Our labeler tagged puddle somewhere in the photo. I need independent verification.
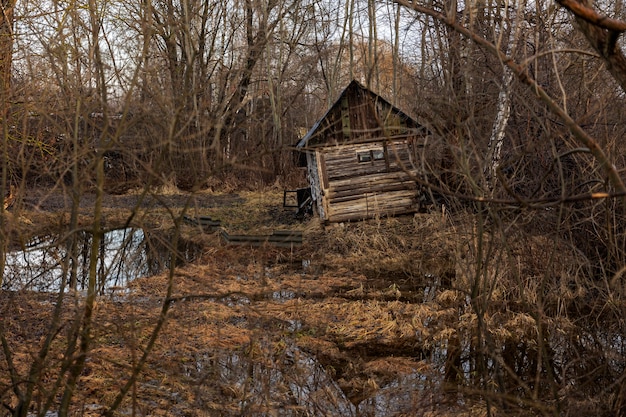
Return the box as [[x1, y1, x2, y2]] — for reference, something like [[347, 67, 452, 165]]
[[224, 294, 252, 307], [185, 344, 357, 416], [357, 372, 438, 417], [270, 289, 297, 302], [2, 227, 198, 293], [179, 341, 440, 416]]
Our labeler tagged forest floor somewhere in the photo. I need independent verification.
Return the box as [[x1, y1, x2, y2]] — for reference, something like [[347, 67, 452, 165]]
[[2, 187, 472, 416]]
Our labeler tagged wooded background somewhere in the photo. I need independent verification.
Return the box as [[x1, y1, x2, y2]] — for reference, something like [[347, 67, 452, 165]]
[[1, 0, 623, 196]]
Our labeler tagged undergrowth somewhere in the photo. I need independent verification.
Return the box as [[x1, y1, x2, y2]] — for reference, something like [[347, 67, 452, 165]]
[[1, 190, 623, 416]]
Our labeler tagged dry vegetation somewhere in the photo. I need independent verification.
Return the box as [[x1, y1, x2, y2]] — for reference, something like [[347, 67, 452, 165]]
[[2, 188, 621, 416], [3, 0, 626, 414]]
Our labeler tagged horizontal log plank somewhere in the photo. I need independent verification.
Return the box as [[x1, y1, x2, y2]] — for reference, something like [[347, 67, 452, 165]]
[[330, 170, 418, 190], [324, 151, 413, 167], [325, 158, 416, 181], [329, 206, 416, 223], [329, 175, 417, 194], [329, 182, 417, 201], [327, 166, 390, 180], [331, 167, 417, 183], [329, 205, 416, 221], [330, 194, 416, 210], [328, 191, 417, 217]]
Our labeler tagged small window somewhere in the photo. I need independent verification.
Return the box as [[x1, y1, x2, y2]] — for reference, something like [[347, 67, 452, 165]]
[[372, 149, 385, 161], [357, 148, 385, 163], [357, 151, 372, 163]]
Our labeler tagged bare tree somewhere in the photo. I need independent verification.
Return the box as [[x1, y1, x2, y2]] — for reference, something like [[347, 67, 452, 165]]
[[0, 0, 15, 117], [384, 0, 626, 414], [0, 0, 14, 303]]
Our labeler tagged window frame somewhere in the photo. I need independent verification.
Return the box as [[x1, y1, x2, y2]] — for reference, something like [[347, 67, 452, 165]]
[[357, 148, 385, 163]]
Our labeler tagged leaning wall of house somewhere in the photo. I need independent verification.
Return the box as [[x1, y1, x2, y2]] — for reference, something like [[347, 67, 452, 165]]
[[305, 151, 326, 220], [321, 139, 421, 222]]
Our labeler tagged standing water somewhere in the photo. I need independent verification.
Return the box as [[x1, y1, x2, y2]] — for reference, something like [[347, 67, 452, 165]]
[[2, 228, 194, 293]]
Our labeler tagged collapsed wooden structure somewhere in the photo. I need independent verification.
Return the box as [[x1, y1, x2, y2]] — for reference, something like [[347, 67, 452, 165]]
[[296, 80, 433, 223]]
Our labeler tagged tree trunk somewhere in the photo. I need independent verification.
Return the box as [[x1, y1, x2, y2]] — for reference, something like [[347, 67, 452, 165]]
[[484, 69, 513, 191], [0, 0, 14, 119], [0, 0, 15, 296], [557, 0, 626, 95]]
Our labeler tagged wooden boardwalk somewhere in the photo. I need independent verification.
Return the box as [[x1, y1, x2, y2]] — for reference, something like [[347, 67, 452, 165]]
[[183, 215, 303, 248], [183, 215, 221, 231]]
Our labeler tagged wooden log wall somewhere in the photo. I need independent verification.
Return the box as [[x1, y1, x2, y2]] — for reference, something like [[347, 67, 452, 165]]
[[319, 139, 423, 221], [328, 190, 418, 223]]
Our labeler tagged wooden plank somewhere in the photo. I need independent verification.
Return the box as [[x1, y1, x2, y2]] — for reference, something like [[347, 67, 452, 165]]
[[326, 166, 393, 177], [323, 147, 413, 164], [324, 147, 416, 181], [322, 145, 413, 164], [220, 230, 303, 247], [326, 189, 419, 222], [269, 231, 303, 242], [183, 215, 221, 230], [271, 230, 302, 236], [318, 151, 329, 190], [310, 133, 427, 147], [330, 191, 416, 210], [325, 142, 410, 162], [330, 170, 417, 190], [183, 215, 199, 225], [330, 171, 415, 189], [327, 166, 390, 181], [327, 163, 415, 182], [329, 206, 416, 223], [324, 153, 413, 168], [322, 139, 410, 153], [329, 183, 417, 202], [306, 152, 324, 219]]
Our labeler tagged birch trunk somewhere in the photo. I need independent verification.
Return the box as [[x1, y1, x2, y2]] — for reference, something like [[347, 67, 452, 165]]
[[483, 5, 520, 194], [484, 69, 514, 191]]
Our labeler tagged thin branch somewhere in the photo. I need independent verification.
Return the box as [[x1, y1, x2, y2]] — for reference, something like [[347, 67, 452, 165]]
[[395, 0, 626, 197], [556, 0, 626, 32], [556, 0, 626, 92]]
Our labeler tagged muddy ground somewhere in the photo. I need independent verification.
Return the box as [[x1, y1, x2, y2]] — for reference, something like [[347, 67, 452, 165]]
[[2, 187, 618, 416], [1, 188, 467, 416], [21, 188, 246, 213]]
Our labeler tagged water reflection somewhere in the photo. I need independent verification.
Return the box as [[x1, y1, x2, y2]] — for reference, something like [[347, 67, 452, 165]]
[[182, 341, 438, 417], [186, 345, 357, 416], [3, 228, 190, 293], [357, 373, 434, 417]]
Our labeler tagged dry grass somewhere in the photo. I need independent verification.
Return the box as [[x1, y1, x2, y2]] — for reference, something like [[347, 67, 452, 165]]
[[187, 189, 306, 234], [1, 189, 623, 416]]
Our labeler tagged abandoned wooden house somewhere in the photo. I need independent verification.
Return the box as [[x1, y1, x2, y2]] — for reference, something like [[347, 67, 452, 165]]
[[295, 80, 435, 223]]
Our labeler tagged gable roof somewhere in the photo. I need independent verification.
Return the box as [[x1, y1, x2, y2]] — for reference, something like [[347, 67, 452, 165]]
[[296, 79, 423, 149]]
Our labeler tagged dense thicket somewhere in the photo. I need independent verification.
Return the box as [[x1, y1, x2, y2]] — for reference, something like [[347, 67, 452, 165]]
[[2, 0, 626, 415]]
